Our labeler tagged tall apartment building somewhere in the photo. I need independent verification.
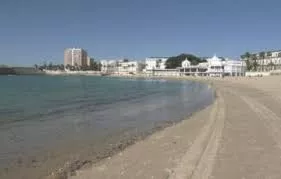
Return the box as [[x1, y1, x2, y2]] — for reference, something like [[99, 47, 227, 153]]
[[64, 48, 88, 67]]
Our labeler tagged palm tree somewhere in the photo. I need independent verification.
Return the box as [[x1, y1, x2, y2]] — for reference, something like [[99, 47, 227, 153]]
[[252, 55, 259, 71], [241, 52, 251, 59], [268, 61, 275, 71], [259, 52, 265, 59], [48, 62, 53, 70], [241, 52, 252, 71]]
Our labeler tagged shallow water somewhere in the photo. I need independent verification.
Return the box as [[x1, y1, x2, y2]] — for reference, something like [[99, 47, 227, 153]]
[[0, 75, 214, 178]]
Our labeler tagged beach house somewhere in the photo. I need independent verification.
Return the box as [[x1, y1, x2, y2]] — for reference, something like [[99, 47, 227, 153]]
[[179, 58, 208, 76], [179, 55, 246, 77]]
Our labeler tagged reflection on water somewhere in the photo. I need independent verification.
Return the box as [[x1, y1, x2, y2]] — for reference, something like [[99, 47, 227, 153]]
[[0, 76, 214, 179]]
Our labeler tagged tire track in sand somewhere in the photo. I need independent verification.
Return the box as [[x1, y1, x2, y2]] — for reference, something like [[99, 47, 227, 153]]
[[169, 92, 225, 179], [226, 88, 281, 150], [239, 95, 281, 149]]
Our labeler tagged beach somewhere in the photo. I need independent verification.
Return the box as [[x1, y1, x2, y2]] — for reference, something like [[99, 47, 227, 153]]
[[69, 76, 281, 179], [0, 76, 214, 179]]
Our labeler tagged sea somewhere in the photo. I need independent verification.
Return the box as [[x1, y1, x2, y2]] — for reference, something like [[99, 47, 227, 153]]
[[0, 75, 214, 179]]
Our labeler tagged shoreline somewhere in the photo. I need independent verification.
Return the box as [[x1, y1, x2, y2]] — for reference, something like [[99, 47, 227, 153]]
[[45, 78, 215, 179], [45, 75, 253, 179], [68, 75, 281, 179]]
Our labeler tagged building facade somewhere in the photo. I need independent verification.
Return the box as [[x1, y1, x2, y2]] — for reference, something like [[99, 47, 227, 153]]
[[252, 50, 281, 71], [64, 48, 88, 67], [241, 50, 281, 72], [144, 57, 168, 71], [87, 56, 93, 66], [117, 61, 143, 74], [100, 59, 144, 74], [100, 60, 119, 73], [207, 55, 225, 77], [179, 58, 208, 76], [179, 55, 246, 77], [224, 59, 246, 76]]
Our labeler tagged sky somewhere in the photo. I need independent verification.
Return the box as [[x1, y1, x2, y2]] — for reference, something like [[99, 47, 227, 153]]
[[1, 0, 281, 66]]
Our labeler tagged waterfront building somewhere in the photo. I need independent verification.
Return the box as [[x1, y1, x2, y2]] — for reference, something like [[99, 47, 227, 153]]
[[87, 56, 93, 66], [242, 50, 281, 72], [100, 59, 144, 74], [223, 59, 246, 76], [100, 59, 120, 73], [64, 48, 88, 67], [207, 55, 225, 77], [181, 58, 191, 68], [144, 57, 168, 71], [178, 58, 208, 76], [117, 61, 143, 74], [179, 55, 246, 77]]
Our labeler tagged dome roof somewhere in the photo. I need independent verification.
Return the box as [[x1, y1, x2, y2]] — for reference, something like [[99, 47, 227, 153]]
[[208, 55, 222, 62]]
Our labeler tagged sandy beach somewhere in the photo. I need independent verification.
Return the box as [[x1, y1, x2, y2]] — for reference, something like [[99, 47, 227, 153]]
[[65, 76, 281, 179]]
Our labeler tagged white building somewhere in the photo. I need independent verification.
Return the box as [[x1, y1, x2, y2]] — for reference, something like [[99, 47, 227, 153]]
[[179, 58, 208, 76], [179, 55, 246, 77], [144, 57, 168, 71], [206, 55, 225, 77], [244, 50, 281, 71], [100, 59, 120, 73], [181, 58, 191, 68], [100, 59, 144, 74], [117, 61, 143, 74], [224, 59, 246, 76], [207, 55, 246, 77]]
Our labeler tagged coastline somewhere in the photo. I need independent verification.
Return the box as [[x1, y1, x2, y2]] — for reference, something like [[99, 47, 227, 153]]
[[43, 76, 215, 179], [66, 75, 281, 179]]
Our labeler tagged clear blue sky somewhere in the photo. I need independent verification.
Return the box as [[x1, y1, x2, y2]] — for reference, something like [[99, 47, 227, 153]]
[[1, 0, 281, 66]]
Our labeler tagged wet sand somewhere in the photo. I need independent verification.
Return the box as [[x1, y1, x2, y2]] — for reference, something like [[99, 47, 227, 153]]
[[68, 76, 281, 179]]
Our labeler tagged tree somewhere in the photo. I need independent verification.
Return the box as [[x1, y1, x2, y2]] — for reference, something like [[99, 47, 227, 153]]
[[66, 64, 71, 70], [268, 61, 275, 71], [241, 52, 251, 59], [245, 59, 252, 71], [97, 62, 102, 71], [60, 64, 64, 70], [165, 53, 202, 69], [241, 52, 257, 71], [123, 59, 129, 62], [34, 64, 38, 70], [267, 51, 272, 57], [252, 55, 259, 71], [259, 52, 265, 59], [48, 62, 53, 70], [220, 57, 226, 61]]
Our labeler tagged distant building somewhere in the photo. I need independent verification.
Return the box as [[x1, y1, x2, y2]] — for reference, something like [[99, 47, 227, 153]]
[[100, 59, 144, 74], [144, 57, 168, 71], [64, 48, 88, 67], [223, 59, 246, 76], [87, 56, 94, 67], [242, 50, 281, 71], [178, 58, 208, 76], [179, 55, 246, 77], [100, 59, 120, 73], [117, 61, 144, 74], [206, 55, 225, 77]]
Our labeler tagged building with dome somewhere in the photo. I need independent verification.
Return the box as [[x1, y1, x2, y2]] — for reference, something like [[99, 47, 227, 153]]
[[207, 55, 225, 77], [179, 55, 246, 77]]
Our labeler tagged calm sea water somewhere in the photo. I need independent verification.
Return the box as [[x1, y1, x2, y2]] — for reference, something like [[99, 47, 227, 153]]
[[0, 75, 214, 179]]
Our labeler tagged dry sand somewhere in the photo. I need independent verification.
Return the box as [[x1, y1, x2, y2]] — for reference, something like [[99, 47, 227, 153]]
[[67, 76, 281, 179]]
